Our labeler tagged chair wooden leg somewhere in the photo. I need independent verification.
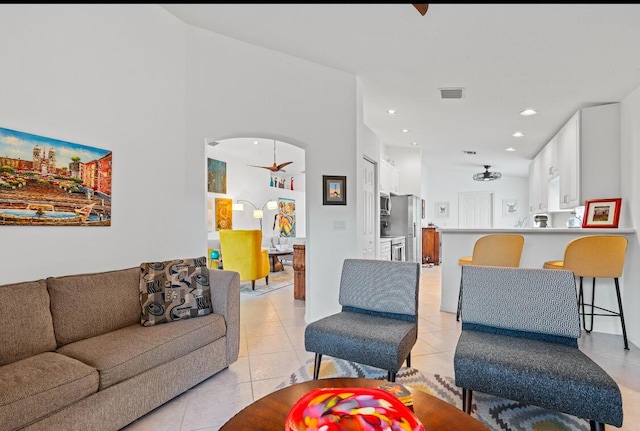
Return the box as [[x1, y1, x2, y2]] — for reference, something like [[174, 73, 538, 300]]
[[590, 420, 604, 431], [462, 388, 473, 414], [265, 275, 269, 285], [251, 280, 256, 290], [406, 352, 411, 368], [388, 371, 396, 382], [614, 278, 629, 350], [313, 353, 322, 380]]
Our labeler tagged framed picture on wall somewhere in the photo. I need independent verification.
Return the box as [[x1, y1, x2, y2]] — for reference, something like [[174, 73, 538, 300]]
[[582, 198, 621, 228], [502, 199, 519, 217], [322, 175, 346, 205], [435, 201, 449, 218]]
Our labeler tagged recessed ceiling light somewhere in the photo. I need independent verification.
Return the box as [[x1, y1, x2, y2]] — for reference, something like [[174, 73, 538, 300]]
[[386, 109, 397, 115], [253, 141, 259, 145], [505, 147, 516, 152], [402, 129, 409, 133], [520, 109, 537, 116], [410, 142, 418, 146], [512, 132, 524, 137]]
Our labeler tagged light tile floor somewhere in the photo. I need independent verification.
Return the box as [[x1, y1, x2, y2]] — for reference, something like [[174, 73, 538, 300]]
[[122, 265, 640, 431]]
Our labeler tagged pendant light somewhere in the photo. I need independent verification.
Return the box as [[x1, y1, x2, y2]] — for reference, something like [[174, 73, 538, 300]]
[[473, 165, 502, 181]]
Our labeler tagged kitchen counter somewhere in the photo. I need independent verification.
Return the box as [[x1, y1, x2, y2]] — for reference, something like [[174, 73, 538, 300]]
[[439, 227, 636, 335]]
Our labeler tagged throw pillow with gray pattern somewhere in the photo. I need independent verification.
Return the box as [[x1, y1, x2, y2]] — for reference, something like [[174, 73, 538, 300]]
[[139, 256, 211, 326]]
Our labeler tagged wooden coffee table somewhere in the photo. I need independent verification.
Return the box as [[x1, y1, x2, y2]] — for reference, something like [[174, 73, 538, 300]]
[[268, 249, 293, 272], [219, 377, 489, 430]]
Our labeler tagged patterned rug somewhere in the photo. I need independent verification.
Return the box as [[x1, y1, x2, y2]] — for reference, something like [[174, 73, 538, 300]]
[[276, 357, 590, 431], [239, 265, 293, 296]]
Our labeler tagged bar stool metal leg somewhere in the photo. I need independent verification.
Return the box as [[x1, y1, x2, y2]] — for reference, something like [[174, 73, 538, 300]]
[[614, 277, 629, 350]]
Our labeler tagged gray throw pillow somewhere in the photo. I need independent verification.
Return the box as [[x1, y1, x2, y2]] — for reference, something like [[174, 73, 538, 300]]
[[139, 256, 211, 326]]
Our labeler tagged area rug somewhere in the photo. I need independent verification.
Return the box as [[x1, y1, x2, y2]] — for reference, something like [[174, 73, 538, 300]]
[[276, 357, 590, 431], [239, 266, 293, 296]]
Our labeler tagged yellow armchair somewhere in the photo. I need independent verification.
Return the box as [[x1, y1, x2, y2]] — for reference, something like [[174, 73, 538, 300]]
[[219, 229, 270, 290]]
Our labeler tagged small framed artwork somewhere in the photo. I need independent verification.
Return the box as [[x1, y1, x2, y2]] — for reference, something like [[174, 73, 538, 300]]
[[435, 201, 449, 218], [582, 198, 622, 228], [502, 199, 519, 217], [323, 175, 347, 205]]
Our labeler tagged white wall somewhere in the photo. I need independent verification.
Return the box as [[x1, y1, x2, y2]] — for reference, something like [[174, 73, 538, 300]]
[[425, 167, 529, 229], [620, 86, 640, 348], [0, 5, 191, 283], [183, 26, 360, 322], [356, 77, 383, 258]]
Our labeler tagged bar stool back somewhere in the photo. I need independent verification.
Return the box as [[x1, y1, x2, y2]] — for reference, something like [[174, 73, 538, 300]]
[[456, 234, 525, 321], [543, 235, 629, 349]]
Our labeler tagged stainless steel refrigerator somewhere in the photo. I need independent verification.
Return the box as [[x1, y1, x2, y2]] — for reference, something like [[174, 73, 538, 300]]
[[388, 194, 422, 263]]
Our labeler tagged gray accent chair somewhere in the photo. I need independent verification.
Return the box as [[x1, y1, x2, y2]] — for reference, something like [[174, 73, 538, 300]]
[[454, 265, 623, 431], [304, 258, 421, 382]]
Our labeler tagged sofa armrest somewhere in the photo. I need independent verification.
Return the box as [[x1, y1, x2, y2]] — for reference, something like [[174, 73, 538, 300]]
[[208, 269, 240, 365]]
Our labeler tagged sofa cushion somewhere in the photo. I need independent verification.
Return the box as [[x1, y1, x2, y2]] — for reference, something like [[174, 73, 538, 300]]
[[47, 267, 141, 347], [56, 312, 226, 390], [0, 279, 57, 366], [0, 352, 99, 431], [139, 256, 212, 326]]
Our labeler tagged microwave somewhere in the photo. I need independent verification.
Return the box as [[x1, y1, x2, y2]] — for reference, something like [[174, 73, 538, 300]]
[[380, 193, 391, 216]]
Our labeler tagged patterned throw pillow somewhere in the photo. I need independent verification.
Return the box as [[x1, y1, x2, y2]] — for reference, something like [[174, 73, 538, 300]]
[[139, 256, 212, 327]]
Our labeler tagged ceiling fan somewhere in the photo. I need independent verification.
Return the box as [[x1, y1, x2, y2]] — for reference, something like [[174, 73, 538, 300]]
[[473, 165, 502, 182], [248, 140, 294, 173], [412, 4, 429, 16]]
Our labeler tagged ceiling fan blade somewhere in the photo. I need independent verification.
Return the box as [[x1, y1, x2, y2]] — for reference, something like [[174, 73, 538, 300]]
[[412, 3, 429, 16], [276, 161, 294, 171], [247, 164, 274, 171]]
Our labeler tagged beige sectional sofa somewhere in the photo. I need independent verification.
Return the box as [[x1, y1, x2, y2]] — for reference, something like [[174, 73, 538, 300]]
[[0, 263, 240, 431]]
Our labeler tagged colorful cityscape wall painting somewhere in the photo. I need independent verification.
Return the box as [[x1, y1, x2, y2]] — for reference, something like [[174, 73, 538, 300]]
[[207, 158, 227, 194], [0, 126, 112, 226], [278, 198, 295, 237]]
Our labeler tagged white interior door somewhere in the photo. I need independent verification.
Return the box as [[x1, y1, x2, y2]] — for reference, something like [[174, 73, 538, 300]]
[[362, 157, 376, 258], [458, 191, 493, 228]]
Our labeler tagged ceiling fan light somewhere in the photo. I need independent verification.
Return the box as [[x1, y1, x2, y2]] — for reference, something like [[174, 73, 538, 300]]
[[473, 165, 502, 181]]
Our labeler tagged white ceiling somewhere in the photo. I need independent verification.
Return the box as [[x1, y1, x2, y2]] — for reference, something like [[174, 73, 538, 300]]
[[163, 3, 640, 177]]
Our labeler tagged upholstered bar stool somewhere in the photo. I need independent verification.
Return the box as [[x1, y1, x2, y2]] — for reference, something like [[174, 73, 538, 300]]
[[456, 234, 525, 321], [543, 235, 629, 350]]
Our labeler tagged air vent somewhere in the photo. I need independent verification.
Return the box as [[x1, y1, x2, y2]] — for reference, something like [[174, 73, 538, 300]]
[[440, 87, 465, 99]]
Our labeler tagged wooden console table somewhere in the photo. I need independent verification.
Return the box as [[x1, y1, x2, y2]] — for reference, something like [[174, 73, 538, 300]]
[[293, 244, 305, 300]]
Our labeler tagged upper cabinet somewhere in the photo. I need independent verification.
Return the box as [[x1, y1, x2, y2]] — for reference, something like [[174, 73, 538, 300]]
[[557, 112, 580, 209], [529, 103, 620, 214], [528, 136, 557, 213], [380, 160, 400, 194]]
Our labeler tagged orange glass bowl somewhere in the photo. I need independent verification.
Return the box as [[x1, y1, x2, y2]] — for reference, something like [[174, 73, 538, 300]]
[[285, 387, 425, 431]]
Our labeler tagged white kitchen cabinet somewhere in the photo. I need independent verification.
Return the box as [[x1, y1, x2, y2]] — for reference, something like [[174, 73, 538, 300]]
[[379, 238, 392, 260], [528, 156, 545, 213], [380, 160, 400, 194], [542, 136, 558, 179], [529, 103, 620, 214], [557, 112, 580, 209]]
